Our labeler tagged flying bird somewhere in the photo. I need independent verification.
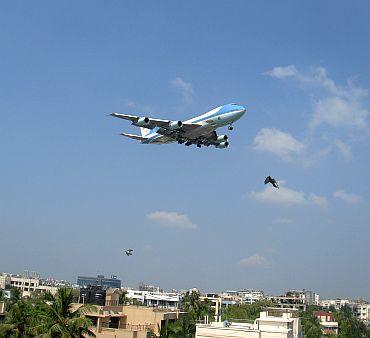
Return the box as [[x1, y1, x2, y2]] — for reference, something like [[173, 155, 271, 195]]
[[124, 249, 134, 256], [264, 176, 279, 189]]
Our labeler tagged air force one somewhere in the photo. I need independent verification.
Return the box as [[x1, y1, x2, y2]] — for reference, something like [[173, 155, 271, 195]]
[[110, 103, 246, 148]]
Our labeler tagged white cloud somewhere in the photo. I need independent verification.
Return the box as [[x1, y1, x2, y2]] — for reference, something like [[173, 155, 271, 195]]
[[249, 182, 328, 208], [312, 96, 368, 128], [333, 190, 362, 204], [264, 65, 298, 79], [265, 65, 369, 129], [334, 139, 352, 160], [253, 128, 305, 162], [249, 182, 306, 207], [239, 254, 270, 268], [147, 211, 197, 229], [170, 77, 194, 104], [309, 193, 328, 210]]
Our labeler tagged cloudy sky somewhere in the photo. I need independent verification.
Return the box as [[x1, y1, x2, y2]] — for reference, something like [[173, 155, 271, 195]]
[[1, 1, 369, 299]]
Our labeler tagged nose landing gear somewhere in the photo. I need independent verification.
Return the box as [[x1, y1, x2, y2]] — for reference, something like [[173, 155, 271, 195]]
[[228, 124, 234, 131]]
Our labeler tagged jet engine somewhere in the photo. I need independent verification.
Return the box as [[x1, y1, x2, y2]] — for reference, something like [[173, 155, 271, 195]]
[[168, 121, 183, 129], [217, 134, 228, 142], [217, 141, 229, 149], [137, 117, 150, 126]]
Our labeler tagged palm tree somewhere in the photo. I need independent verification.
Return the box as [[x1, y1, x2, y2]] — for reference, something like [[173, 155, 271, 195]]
[[0, 300, 33, 337], [39, 288, 96, 337], [170, 316, 195, 338], [119, 290, 128, 305]]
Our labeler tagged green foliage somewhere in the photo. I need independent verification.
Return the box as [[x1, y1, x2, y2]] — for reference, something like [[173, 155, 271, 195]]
[[335, 305, 368, 338], [300, 306, 323, 338], [181, 291, 215, 322], [158, 317, 195, 338], [0, 300, 35, 337], [222, 300, 274, 321], [155, 291, 215, 338], [119, 290, 128, 305], [0, 288, 96, 338]]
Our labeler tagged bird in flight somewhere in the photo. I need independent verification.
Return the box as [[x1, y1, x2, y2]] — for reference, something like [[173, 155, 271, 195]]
[[264, 176, 279, 189], [124, 249, 134, 256]]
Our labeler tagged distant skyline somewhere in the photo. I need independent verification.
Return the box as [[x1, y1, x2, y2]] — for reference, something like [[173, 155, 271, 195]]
[[1, 1, 369, 299]]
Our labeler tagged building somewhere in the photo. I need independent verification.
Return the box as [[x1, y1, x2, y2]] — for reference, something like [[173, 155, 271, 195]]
[[138, 282, 163, 293], [269, 290, 319, 311], [200, 294, 222, 322], [314, 311, 339, 335], [1, 272, 74, 297], [320, 299, 350, 310], [349, 303, 370, 325], [80, 285, 107, 306], [126, 289, 180, 310], [75, 303, 183, 337], [220, 290, 265, 307], [0, 274, 11, 289], [196, 310, 302, 338], [0, 302, 5, 324], [238, 290, 265, 305], [77, 275, 121, 288], [9, 275, 40, 296], [269, 295, 306, 311]]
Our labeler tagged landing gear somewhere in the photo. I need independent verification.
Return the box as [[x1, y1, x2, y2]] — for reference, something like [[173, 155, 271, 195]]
[[177, 138, 184, 144], [185, 141, 192, 146], [228, 125, 234, 131], [196, 143, 202, 148]]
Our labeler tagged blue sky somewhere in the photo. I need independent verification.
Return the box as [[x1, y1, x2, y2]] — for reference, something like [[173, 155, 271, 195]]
[[1, 0, 370, 299]]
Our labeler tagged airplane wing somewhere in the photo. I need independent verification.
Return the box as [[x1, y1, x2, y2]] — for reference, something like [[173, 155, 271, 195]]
[[110, 112, 201, 132], [120, 133, 146, 141]]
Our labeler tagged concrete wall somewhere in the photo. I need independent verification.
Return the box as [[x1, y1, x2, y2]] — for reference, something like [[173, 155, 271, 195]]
[[122, 305, 180, 334], [94, 328, 148, 338]]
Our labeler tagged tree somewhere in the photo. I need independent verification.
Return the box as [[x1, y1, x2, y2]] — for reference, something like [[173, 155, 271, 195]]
[[169, 315, 195, 338], [0, 300, 35, 337], [222, 300, 274, 322], [119, 290, 128, 305], [335, 305, 368, 338], [300, 306, 322, 338], [181, 291, 214, 322], [39, 288, 96, 337]]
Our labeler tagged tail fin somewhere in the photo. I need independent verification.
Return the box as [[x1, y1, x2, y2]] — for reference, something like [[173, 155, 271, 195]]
[[140, 127, 151, 137]]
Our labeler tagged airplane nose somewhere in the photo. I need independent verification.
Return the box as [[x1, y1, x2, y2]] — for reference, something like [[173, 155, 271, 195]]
[[239, 106, 246, 115]]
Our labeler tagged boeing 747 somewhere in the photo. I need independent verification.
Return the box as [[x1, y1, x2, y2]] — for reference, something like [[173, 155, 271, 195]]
[[110, 103, 246, 148]]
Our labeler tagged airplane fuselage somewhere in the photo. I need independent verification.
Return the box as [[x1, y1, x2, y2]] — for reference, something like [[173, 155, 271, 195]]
[[143, 103, 246, 144]]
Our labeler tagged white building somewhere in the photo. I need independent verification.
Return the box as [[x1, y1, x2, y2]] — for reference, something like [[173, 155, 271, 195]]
[[200, 295, 222, 322], [196, 311, 302, 338], [220, 290, 264, 306], [125, 289, 180, 310], [0, 274, 11, 289], [350, 303, 370, 324], [0, 272, 73, 297], [238, 290, 265, 305], [10, 275, 40, 296], [320, 299, 350, 310], [314, 311, 338, 335]]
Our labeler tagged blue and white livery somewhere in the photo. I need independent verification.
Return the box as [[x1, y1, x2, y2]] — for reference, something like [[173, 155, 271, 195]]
[[110, 103, 246, 148]]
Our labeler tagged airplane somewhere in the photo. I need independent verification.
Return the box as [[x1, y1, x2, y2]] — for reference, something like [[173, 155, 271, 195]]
[[124, 249, 134, 256], [110, 103, 246, 148]]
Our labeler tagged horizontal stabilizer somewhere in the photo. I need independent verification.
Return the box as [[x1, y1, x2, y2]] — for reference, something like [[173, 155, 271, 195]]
[[120, 133, 145, 141]]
